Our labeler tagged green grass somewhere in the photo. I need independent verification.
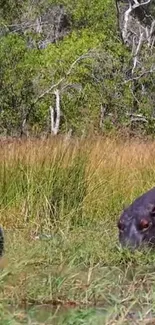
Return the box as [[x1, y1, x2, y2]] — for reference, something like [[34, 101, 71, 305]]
[[1, 136, 155, 324]]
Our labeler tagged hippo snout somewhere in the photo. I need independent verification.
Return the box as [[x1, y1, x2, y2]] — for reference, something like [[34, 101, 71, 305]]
[[119, 223, 143, 249]]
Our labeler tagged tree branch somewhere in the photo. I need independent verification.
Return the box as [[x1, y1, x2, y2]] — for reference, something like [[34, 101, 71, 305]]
[[124, 68, 155, 83], [34, 52, 91, 104], [132, 0, 151, 9]]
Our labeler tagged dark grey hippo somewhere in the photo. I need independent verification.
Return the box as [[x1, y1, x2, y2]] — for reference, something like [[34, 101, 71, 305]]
[[118, 187, 155, 249], [0, 227, 4, 256]]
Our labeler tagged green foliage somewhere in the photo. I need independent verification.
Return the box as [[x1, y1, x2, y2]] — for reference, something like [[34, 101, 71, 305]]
[[0, 0, 23, 22], [0, 0, 154, 136], [0, 34, 43, 135]]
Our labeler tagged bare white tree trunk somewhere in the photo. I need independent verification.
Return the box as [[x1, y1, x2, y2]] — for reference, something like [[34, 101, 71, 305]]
[[50, 89, 61, 135], [117, 0, 152, 74], [132, 28, 144, 74], [99, 104, 106, 129], [33, 52, 91, 135], [36, 17, 42, 34]]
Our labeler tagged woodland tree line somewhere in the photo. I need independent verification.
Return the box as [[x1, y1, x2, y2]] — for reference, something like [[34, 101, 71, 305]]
[[1, 0, 155, 137]]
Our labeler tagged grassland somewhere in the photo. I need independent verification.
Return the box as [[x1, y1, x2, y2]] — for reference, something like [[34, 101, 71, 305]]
[[1, 136, 155, 324]]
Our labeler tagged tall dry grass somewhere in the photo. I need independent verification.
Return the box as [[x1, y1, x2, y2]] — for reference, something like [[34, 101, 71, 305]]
[[1, 136, 155, 230]]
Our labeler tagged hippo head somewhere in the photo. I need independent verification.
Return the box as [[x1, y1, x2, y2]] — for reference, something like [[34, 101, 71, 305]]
[[118, 204, 155, 249]]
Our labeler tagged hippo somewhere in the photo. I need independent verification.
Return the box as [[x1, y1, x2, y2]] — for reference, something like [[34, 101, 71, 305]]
[[0, 227, 4, 256], [118, 187, 155, 249]]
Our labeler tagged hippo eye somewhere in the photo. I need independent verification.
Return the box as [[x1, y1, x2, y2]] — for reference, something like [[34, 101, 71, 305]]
[[118, 220, 125, 231], [139, 219, 151, 231]]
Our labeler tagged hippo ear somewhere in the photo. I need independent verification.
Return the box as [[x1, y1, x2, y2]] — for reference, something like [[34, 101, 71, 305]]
[[149, 204, 155, 217]]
